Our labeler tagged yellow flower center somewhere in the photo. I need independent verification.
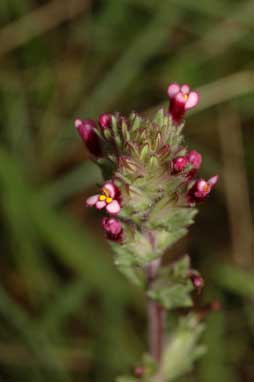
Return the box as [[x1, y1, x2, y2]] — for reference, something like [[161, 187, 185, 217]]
[[183, 94, 188, 100], [99, 188, 113, 204]]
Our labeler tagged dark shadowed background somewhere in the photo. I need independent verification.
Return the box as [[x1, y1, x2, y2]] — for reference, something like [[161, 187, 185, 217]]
[[0, 1, 253, 381]]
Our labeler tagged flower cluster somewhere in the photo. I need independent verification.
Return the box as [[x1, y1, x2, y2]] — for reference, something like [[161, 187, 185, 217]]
[[75, 83, 218, 272]]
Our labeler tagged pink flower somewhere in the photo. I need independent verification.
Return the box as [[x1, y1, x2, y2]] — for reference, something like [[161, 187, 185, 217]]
[[75, 119, 101, 157], [102, 217, 123, 242], [86, 182, 121, 214], [98, 113, 112, 129], [187, 175, 219, 203], [167, 83, 199, 124], [171, 156, 188, 174]]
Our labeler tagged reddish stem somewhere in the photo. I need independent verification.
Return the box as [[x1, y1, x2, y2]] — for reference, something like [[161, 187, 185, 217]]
[[147, 259, 165, 363]]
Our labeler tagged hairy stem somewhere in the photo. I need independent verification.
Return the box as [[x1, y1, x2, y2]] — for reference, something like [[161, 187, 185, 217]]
[[147, 259, 165, 363]]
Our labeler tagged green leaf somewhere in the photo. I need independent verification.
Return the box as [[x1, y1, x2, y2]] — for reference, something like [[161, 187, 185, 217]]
[[147, 256, 194, 309], [148, 282, 193, 310], [161, 314, 206, 381]]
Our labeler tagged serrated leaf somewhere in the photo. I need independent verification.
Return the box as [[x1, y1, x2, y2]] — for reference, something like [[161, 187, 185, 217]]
[[147, 256, 193, 309], [148, 281, 193, 309], [160, 314, 206, 381], [113, 244, 145, 285], [149, 201, 197, 232], [155, 228, 188, 253], [173, 255, 190, 277]]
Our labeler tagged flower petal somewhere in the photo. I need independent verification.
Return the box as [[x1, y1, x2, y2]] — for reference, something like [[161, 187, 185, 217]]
[[208, 175, 219, 187], [185, 91, 199, 110], [167, 83, 180, 98], [75, 119, 82, 129], [86, 194, 99, 206], [181, 84, 190, 94], [106, 200, 121, 214], [96, 200, 106, 209], [196, 180, 208, 192], [103, 182, 116, 198], [175, 92, 186, 104]]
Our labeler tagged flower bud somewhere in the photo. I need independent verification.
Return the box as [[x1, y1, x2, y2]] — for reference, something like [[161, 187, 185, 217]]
[[134, 366, 144, 378], [75, 119, 101, 157], [101, 217, 123, 242], [171, 156, 188, 174], [210, 299, 222, 312], [98, 113, 112, 129], [189, 271, 204, 293], [186, 150, 202, 170]]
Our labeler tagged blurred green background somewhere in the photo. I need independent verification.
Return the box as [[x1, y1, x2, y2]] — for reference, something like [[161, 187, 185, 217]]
[[0, 0, 253, 381]]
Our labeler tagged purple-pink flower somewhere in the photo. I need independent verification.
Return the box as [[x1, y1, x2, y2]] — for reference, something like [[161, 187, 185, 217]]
[[86, 181, 121, 214], [167, 83, 199, 124], [102, 217, 123, 242], [75, 119, 101, 157], [187, 175, 219, 203]]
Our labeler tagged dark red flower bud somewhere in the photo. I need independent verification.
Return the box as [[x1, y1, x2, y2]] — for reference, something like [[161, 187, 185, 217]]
[[171, 156, 188, 174], [98, 113, 112, 129], [134, 366, 144, 378], [190, 271, 204, 293], [186, 150, 202, 170], [197, 299, 222, 320], [210, 299, 222, 312], [75, 119, 101, 157], [187, 175, 219, 203], [101, 217, 123, 242]]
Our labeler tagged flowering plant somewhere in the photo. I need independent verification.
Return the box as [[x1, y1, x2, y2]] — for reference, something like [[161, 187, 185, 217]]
[[75, 83, 218, 381]]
